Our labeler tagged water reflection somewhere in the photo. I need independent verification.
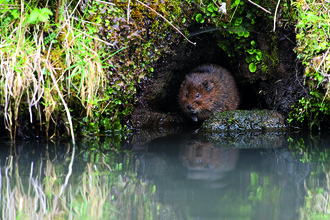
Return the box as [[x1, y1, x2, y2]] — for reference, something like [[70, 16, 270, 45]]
[[1, 131, 330, 219], [180, 141, 239, 172], [179, 140, 238, 189]]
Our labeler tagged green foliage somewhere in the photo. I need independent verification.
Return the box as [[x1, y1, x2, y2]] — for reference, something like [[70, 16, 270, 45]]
[[192, 0, 293, 76], [27, 8, 53, 24], [288, 91, 330, 129], [291, 0, 330, 128], [193, 0, 266, 71], [195, 13, 204, 23], [245, 41, 262, 72], [0, 0, 20, 26]]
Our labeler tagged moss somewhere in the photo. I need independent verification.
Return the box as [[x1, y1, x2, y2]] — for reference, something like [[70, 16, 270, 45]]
[[202, 110, 287, 132], [82, 0, 195, 133], [289, 0, 330, 129]]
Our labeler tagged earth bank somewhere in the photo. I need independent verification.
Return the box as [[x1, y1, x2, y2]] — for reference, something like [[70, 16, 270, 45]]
[[131, 25, 308, 130]]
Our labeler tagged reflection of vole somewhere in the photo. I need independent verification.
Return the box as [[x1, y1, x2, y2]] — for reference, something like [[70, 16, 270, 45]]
[[179, 140, 239, 171], [179, 64, 240, 122]]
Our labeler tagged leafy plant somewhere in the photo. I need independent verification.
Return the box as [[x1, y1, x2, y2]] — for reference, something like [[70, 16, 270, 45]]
[[0, 0, 20, 26], [290, 0, 330, 128], [27, 8, 53, 24], [245, 40, 262, 72], [193, 0, 273, 73], [288, 91, 330, 129]]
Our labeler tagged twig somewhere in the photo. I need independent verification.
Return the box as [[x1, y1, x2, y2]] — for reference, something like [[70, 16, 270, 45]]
[[135, 0, 196, 45], [316, 48, 329, 73], [127, 0, 131, 23], [273, 0, 281, 32], [101, 100, 112, 114], [30, 31, 45, 112], [51, 68, 75, 144], [46, 55, 76, 144], [322, 26, 329, 43], [93, 0, 115, 5], [0, 4, 21, 7], [55, 0, 62, 24], [111, 108, 118, 124], [230, 3, 239, 22], [71, 26, 114, 46], [68, 0, 84, 21], [247, 0, 271, 14]]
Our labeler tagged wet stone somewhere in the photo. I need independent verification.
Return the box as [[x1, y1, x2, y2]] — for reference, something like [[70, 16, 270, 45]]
[[131, 109, 184, 129], [129, 109, 185, 149], [200, 110, 287, 148], [202, 110, 287, 132]]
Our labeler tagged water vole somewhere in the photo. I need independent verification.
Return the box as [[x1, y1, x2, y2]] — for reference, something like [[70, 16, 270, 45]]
[[179, 64, 240, 122]]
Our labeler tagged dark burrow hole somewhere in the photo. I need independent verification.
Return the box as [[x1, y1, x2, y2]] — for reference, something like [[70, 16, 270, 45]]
[[141, 32, 262, 117]]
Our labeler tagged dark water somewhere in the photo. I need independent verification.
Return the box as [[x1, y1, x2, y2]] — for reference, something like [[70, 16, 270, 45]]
[[1, 130, 330, 220]]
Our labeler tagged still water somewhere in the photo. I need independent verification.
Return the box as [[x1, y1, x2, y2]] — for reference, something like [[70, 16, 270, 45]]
[[0, 130, 330, 220]]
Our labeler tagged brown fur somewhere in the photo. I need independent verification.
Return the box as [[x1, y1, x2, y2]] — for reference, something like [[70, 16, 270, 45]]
[[179, 64, 240, 122]]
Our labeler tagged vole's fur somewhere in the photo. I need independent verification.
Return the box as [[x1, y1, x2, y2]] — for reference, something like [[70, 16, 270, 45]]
[[179, 64, 240, 122]]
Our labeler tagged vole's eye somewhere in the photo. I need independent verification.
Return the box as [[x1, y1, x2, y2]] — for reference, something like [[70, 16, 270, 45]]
[[195, 93, 201, 98], [185, 92, 188, 97]]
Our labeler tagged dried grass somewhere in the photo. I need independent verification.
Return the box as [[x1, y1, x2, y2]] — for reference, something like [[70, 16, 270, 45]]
[[0, 1, 109, 143]]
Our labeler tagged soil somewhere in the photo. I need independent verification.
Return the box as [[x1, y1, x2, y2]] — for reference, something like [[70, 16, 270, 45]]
[[254, 26, 308, 118]]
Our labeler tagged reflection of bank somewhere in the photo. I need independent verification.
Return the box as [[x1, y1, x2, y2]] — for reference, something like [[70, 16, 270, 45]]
[[179, 141, 239, 187]]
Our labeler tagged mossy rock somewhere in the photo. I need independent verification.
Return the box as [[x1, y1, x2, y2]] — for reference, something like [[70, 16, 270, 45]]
[[201, 110, 287, 148], [202, 110, 286, 132]]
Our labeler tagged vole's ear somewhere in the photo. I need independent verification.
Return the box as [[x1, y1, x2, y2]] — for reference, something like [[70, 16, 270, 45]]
[[202, 79, 214, 92]]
